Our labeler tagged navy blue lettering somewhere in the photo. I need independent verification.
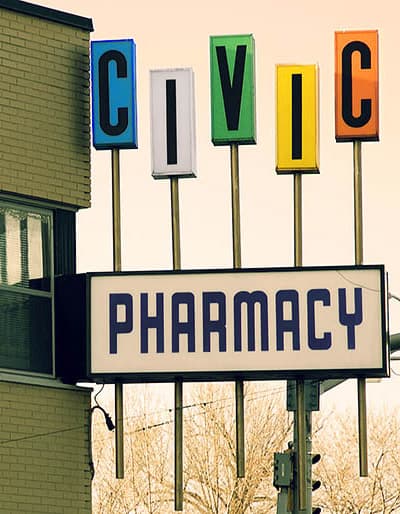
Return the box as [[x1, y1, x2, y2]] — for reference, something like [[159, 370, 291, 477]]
[[140, 293, 164, 353], [202, 292, 226, 352], [172, 292, 195, 353], [276, 290, 300, 351], [338, 288, 363, 350], [109, 293, 133, 354], [234, 291, 268, 351], [307, 289, 332, 350]]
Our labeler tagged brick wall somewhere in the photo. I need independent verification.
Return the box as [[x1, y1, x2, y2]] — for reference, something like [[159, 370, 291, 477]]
[[0, 4, 93, 513], [0, 380, 92, 514], [0, 6, 91, 208]]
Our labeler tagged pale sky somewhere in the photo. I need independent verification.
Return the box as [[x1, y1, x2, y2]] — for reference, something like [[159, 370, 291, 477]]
[[39, 0, 400, 409]]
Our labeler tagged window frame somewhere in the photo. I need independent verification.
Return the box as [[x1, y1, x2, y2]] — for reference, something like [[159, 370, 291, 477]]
[[0, 199, 55, 378]]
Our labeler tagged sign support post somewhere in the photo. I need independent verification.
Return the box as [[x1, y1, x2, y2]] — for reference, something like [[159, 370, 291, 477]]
[[230, 143, 241, 268], [335, 29, 379, 478], [91, 38, 138, 480], [230, 141, 245, 478], [150, 67, 197, 510], [275, 63, 320, 512], [210, 34, 256, 479], [112, 148, 125, 479], [293, 172, 307, 511], [171, 175, 183, 510], [353, 140, 368, 476]]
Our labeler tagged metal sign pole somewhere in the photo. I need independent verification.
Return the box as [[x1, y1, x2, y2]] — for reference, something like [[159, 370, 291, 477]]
[[171, 176, 183, 510], [230, 143, 241, 269], [353, 140, 368, 477], [335, 30, 379, 477], [210, 35, 256, 480], [230, 142, 245, 478], [171, 177, 182, 270], [91, 38, 137, 482], [275, 64, 319, 513], [112, 148, 124, 479], [353, 141, 363, 265], [150, 67, 197, 510], [293, 172, 307, 511]]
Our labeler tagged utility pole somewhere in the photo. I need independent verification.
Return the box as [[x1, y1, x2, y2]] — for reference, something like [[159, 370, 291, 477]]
[[287, 380, 320, 514]]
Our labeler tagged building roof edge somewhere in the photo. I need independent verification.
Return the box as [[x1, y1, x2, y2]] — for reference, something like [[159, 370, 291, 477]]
[[0, 0, 94, 31]]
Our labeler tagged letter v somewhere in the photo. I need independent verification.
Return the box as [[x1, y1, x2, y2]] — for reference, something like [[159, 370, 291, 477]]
[[216, 45, 247, 130]]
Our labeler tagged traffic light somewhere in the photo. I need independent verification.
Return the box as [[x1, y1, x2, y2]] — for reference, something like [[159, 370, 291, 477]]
[[310, 453, 321, 514], [273, 449, 294, 514], [274, 450, 293, 489]]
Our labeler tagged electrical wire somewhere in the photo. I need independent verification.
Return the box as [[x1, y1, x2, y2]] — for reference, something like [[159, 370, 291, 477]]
[[88, 384, 115, 479], [93, 383, 289, 442], [336, 271, 400, 304], [94, 383, 105, 407], [3, 370, 386, 446], [89, 383, 287, 429], [336, 270, 381, 293], [0, 424, 84, 445], [0, 375, 360, 446]]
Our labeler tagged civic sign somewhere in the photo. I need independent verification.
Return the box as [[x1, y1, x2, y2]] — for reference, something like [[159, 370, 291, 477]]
[[150, 68, 197, 178], [276, 64, 319, 173], [88, 265, 387, 382], [91, 39, 138, 149], [335, 30, 379, 142], [210, 34, 256, 145]]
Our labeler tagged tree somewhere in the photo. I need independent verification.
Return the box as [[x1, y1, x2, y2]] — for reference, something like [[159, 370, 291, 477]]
[[313, 407, 400, 513], [91, 384, 400, 513], [183, 382, 291, 513], [91, 384, 174, 513], [91, 381, 291, 513]]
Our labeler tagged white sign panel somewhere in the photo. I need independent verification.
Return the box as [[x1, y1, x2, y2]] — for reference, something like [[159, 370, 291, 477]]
[[150, 68, 197, 178], [89, 266, 387, 381]]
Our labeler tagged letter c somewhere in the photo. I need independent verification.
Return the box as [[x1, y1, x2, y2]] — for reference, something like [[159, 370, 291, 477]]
[[307, 289, 332, 350], [341, 41, 372, 128], [98, 50, 129, 136]]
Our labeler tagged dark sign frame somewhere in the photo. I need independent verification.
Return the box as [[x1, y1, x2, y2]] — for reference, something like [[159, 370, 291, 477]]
[[64, 264, 389, 384]]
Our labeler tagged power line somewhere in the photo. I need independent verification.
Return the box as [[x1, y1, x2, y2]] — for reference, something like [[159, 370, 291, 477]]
[[91, 383, 287, 428], [0, 424, 85, 446], [0, 383, 287, 447]]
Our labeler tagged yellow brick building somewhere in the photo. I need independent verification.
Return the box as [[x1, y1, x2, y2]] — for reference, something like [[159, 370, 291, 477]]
[[0, 1, 94, 512]]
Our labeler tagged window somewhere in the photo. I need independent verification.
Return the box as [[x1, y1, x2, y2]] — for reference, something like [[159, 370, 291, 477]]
[[0, 202, 53, 375]]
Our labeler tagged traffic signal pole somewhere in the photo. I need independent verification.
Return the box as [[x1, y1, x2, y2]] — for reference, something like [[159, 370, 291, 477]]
[[279, 333, 400, 513], [277, 380, 320, 514], [290, 382, 320, 514]]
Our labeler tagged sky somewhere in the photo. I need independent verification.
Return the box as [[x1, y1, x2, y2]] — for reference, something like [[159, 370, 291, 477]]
[[38, 0, 400, 411]]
